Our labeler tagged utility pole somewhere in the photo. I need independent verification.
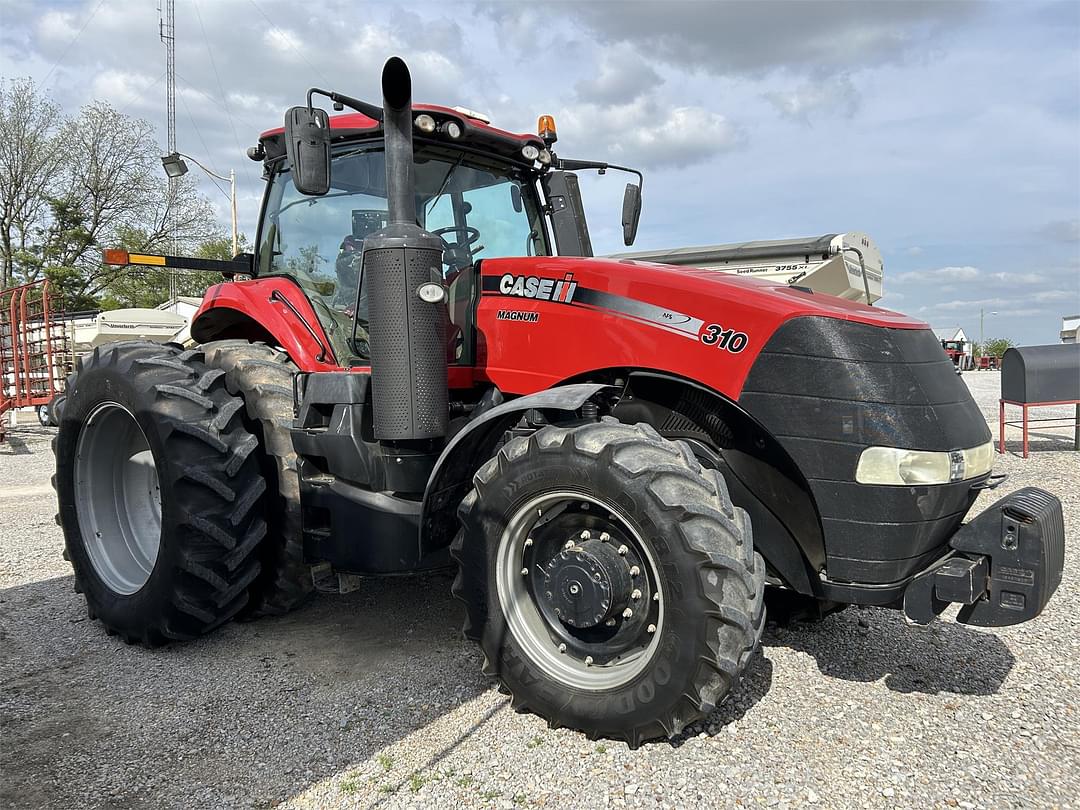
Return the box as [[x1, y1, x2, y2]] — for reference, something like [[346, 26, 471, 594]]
[[159, 0, 177, 300]]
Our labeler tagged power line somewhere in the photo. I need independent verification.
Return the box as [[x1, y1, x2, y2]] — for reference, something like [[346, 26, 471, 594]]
[[245, 0, 331, 85], [41, 0, 108, 86], [191, 0, 257, 186]]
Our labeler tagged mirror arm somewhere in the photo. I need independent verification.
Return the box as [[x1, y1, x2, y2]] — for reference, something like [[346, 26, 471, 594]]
[[556, 158, 642, 193], [307, 88, 384, 122]]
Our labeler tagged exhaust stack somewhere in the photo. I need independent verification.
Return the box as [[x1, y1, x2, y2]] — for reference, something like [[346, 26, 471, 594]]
[[362, 56, 448, 443]]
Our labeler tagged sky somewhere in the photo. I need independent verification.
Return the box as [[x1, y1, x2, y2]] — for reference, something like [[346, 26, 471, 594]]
[[1, 0, 1077, 346]]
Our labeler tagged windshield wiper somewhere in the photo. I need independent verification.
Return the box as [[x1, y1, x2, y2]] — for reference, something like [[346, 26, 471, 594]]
[[425, 153, 465, 218]]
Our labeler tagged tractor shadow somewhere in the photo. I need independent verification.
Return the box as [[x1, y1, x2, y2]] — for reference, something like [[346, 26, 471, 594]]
[[762, 600, 1015, 696]]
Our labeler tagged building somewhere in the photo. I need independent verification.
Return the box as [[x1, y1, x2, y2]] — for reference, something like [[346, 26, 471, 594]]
[[1061, 314, 1079, 344]]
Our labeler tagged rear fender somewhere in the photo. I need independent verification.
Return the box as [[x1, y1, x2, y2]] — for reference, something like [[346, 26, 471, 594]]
[[419, 384, 616, 557], [192, 278, 339, 372]]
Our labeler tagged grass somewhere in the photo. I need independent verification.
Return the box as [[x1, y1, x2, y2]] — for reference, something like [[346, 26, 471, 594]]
[[408, 772, 427, 793], [595, 743, 609, 754], [376, 752, 393, 772], [525, 735, 545, 749], [339, 777, 361, 795], [480, 788, 503, 800], [456, 774, 475, 788]]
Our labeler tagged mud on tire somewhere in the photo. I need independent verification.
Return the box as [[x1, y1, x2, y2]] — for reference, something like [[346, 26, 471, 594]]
[[53, 341, 268, 645], [200, 340, 311, 617], [452, 419, 766, 747]]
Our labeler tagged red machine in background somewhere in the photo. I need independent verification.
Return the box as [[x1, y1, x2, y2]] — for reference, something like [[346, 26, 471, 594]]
[[0, 280, 70, 440]]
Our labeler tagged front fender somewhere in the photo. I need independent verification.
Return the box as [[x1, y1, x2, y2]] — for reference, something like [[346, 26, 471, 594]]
[[192, 278, 339, 372], [419, 383, 616, 556]]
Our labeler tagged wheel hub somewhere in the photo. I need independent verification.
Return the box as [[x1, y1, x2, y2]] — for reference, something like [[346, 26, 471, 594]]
[[540, 539, 632, 628]]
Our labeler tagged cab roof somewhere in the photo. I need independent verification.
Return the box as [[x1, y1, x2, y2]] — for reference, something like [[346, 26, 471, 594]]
[[258, 104, 545, 168]]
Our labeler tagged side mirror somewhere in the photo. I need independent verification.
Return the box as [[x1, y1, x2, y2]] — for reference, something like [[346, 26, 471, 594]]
[[621, 183, 642, 246], [283, 106, 331, 196]]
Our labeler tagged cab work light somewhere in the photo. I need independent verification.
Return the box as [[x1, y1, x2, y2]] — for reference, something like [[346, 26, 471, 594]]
[[855, 441, 995, 486]]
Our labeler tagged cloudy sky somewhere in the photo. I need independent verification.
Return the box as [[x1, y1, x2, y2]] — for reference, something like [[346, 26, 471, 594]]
[[1, 0, 1077, 345]]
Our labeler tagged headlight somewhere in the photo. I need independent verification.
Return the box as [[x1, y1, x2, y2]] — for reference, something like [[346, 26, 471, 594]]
[[414, 114, 436, 133], [521, 144, 540, 161], [855, 441, 994, 486], [441, 121, 462, 139]]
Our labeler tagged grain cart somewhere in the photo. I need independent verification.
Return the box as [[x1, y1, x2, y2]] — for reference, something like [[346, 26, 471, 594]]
[[54, 58, 1065, 745]]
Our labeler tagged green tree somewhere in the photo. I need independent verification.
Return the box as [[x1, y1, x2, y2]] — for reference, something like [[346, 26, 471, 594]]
[[0, 81, 221, 310], [982, 337, 1016, 358]]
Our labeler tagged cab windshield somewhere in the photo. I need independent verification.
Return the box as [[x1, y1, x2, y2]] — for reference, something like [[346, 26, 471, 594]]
[[258, 143, 549, 363]]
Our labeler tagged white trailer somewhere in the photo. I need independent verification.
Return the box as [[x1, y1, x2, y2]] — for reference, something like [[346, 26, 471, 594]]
[[612, 232, 884, 305]]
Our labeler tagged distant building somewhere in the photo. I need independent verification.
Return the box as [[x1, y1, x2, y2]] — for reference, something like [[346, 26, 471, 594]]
[[1061, 314, 1079, 344]]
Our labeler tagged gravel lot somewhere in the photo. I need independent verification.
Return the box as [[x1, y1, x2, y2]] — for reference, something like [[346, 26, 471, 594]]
[[2, 371, 1077, 809]]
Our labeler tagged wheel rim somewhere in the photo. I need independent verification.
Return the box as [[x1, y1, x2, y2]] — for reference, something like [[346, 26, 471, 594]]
[[74, 402, 162, 595], [496, 491, 664, 691]]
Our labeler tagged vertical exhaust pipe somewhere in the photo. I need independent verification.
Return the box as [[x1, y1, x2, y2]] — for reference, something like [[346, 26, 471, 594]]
[[363, 56, 448, 446]]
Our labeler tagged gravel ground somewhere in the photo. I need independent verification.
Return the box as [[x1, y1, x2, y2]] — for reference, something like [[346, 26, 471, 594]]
[[1, 373, 1077, 810]]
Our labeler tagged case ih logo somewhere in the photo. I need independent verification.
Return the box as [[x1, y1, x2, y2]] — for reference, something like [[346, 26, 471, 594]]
[[498, 273, 577, 303]]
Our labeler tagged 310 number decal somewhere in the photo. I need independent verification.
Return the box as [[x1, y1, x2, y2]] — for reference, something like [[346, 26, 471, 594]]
[[699, 324, 749, 353]]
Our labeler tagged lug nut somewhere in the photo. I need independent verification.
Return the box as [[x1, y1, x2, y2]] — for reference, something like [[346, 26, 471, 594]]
[[647, 624, 656, 634], [524, 537, 533, 548], [564, 540, 574, 550], [558, 643, 567, 653], [617, 545, 628, 556], [580, 530, 591, 540], [622, 608, 633, 619], [631, 589, 641, 600], [629, 565, 640, 576], [653, 592, 660, 602], [599, 532, 611, 542], [605, 618, 616, 627], [584, 656, 594, 666], [521, 568, 529, 576]]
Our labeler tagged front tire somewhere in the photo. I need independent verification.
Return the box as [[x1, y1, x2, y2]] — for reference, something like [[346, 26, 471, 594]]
[[54, 342, 268, 645], [453, 420, 765, 746]]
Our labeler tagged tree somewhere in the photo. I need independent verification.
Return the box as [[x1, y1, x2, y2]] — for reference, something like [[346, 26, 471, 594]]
[[0, 78, 65, 288], [0, 82, 222, 310], [981, 337, 1015, 358]]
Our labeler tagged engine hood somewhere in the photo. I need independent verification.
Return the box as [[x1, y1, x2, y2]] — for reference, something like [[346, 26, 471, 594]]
[[475, 256, 926, 400], [486, 256, 919, 329]]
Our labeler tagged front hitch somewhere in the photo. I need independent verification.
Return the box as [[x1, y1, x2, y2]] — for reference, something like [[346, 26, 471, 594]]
[[903, 487, 1064, 627]]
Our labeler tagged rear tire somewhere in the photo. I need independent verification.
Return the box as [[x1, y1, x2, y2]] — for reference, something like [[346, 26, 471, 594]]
[[201, 340, 312, 617], [53, 342, 268, 645], [453, 420, 766, 746]]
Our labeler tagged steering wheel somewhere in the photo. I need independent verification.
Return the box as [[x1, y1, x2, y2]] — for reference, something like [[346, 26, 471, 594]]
[[432, 225, 481, 249], [432, 225, 483, 274]]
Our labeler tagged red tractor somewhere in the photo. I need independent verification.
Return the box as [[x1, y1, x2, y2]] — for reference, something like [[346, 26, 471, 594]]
[[53, 58, 1064, 746]]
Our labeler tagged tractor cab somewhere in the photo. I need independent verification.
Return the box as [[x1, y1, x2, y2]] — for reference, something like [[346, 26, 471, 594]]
[[252, 127, 551, 365]]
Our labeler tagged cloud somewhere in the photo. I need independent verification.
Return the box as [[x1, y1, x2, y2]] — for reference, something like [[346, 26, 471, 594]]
[[263, 28, 302, 58], [1040, 219, 1080, 242], [765, 75, 860, 123], [575, 44, 663, 105], [897, 265, 981, 282], [551, 1, 979, 77], [560, 96, 743, 170], [923, 289, 1074, 312], [988, 271, 1047, 284]]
